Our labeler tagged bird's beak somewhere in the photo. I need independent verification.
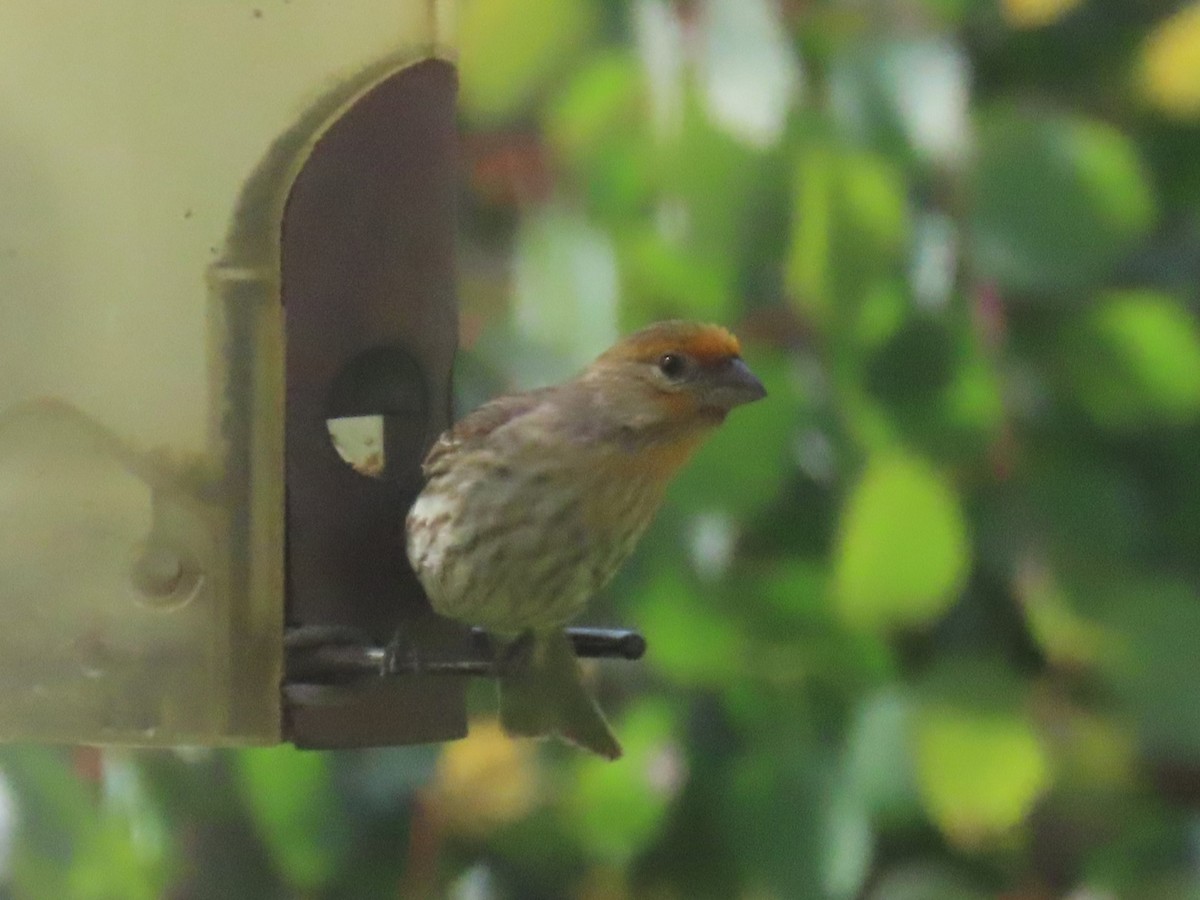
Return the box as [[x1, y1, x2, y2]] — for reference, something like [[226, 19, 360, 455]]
[[705, 357, 767, 412]]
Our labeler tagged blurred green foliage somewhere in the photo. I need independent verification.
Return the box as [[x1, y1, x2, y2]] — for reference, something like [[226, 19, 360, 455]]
[[5, 0, 1200, 897]]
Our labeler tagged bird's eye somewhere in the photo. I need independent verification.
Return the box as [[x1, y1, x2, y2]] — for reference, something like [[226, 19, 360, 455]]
[[658, 353, 687, 379]]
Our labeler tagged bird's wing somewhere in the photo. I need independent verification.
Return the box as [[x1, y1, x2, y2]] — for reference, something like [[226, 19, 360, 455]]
[[421, 389, 553, 476]]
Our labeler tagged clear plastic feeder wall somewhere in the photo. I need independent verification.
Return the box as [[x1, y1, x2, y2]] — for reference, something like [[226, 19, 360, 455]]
[[0, 3, 455, 745]]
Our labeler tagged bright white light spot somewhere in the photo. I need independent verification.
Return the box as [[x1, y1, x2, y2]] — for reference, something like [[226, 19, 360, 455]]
[[634, 0, 686, 140], [698, 0, 803, 148], [0, 773, 14, 878], [911, 212, 959, 310], [794, 428, 836, 485], [689, 511, 735, 581], [644, 742, 688, 795], [887, 39, 971, 166], [514, 204, 620, 380], [448, 863, 498, 900]]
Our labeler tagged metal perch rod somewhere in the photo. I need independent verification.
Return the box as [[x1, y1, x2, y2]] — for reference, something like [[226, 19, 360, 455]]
[[285, 626, 646, 683]]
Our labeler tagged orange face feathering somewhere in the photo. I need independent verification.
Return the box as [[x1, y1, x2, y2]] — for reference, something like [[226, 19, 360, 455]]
[[582, 320, 766, 477], [590, 321, 764, 422], [596, 320, 743, 369]]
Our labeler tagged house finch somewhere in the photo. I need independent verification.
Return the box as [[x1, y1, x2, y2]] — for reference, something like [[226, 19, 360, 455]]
[[406, 321, 766, 758]]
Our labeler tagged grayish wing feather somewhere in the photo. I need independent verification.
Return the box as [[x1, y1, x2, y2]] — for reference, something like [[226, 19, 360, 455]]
[[421, 388, 555, 477]]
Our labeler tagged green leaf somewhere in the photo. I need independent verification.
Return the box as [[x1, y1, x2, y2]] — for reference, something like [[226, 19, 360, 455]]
[[1061, 290, 1200, 428], [0, 748, 98, 870], [1139, 2, 1200, 119], [843, 689, 922, 825], [853, 279, 910, 349], [1091, 579, 1200, 757], [544, 52, 643, 166], [645, 97, 784, 321], [1, 749, 171, 900], [725, 743, 829, 898], [969, 111, 1155, 293], [565, 699, 680, 863], [827, 37, 969, 166], [787, 144, 910, 328], [754, 558, 830, 624], [743, 563, 897, 690], [913, 704, 1051, 846], [1017, 563, 1112, 668], [859, 311, 1005, 464], [512, 203, 621, 379], [68, 816, 170, 900], [236, 747, 347, 890], [936, 347, 1006, 450], [544, 53, 653, 222], [823, 771, 875, 899], [667, 350, 802, 516], [868, 863, 989, 900], [618, 226, 733, 321], [1082, 797, 1200, 899], [834, 454, 970, 629], [458, 0, 598, 121], [1000, 451, 1148, 574], [637, 570, 746, 686], [865, 315, 958, 405], [918, 0, 986, 24]]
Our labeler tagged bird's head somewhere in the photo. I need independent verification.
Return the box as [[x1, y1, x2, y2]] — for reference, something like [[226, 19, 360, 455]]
[[583, 321, 767, 434]]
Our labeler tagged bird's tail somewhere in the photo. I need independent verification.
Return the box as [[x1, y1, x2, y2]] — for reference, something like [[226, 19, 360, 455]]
[[497, 629, 622, 760]]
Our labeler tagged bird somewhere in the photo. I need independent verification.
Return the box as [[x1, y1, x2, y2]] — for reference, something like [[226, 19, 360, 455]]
[[406, 320, 766, 759]]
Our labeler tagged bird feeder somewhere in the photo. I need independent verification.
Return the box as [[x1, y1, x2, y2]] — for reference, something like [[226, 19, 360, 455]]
[[0, 1, 641, 750]]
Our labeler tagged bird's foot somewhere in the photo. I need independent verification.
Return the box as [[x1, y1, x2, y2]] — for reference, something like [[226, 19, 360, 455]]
[[381, 628, 424, 677], [494, 631, 536, 677]]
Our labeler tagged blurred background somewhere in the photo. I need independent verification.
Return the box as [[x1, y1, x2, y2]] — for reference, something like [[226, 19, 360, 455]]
[[4, 0, 1200, 896]]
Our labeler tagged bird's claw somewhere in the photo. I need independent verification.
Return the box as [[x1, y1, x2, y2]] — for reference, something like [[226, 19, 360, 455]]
[[381, 629, 423, 677], [494, 631, 536, 677]]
